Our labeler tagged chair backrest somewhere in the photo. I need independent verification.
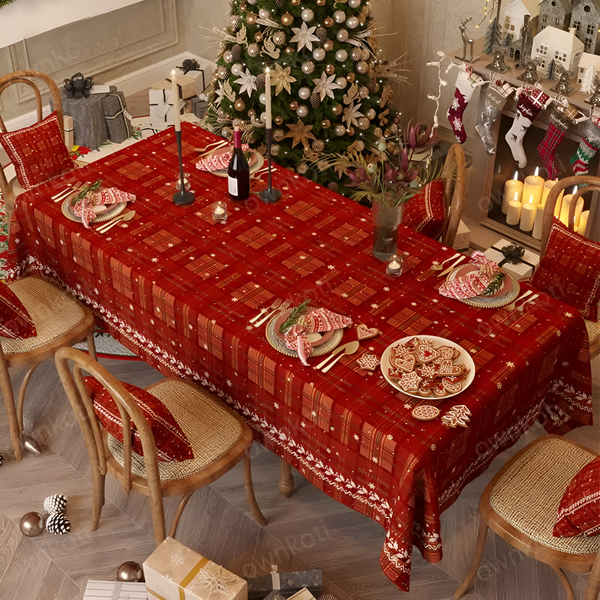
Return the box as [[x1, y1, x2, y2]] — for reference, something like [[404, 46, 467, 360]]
[[541, 174, 600, 255], [0, 70, 65, 200], [54, 347, 164, 515], [440, 144, 466, 248]]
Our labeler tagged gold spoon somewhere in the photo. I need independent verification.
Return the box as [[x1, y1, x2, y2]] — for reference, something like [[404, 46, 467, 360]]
[[321, 340, 360, 373], [97, 210, 136, 234]]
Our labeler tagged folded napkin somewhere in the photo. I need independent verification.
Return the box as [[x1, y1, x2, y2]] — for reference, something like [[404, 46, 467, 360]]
[[439, 251, 500, 300], [195, 144, 250, 172], [72, 188, 136, 228], [283, 308, 353, 366]]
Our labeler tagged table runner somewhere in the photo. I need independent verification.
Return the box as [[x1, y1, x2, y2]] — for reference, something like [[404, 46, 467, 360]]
[[6, 123, 593, 591]]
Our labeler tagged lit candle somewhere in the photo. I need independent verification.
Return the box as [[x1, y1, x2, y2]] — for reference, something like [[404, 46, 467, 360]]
[[386, 254, 403, 277], [522, 167, 545, 207], [559, 188, 583, 228], [265, 67, 272, 130], [519, 196, 536, 231], [532, 202, 545, 240], [578, 210, 590, 236], [171, 69, 181, 131], [502, 171, 523, 213], [212, 200, 227, 221], [506, 199, 522, 225]]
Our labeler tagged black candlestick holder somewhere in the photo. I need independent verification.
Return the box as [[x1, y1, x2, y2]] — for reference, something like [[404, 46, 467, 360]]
[[172, 128, 195, 206], [259, 128, 282, 204]]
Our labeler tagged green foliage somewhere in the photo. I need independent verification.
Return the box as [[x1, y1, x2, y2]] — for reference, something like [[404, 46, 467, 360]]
[[481, 272, 505, 296], [0, 0, 15, 6], [71, 180, 103, 204], [279, 299, 311, 334]]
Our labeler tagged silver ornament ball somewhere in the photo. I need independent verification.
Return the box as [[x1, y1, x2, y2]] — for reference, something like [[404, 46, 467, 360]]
[[247, 44, 260, 57], [297, 163, 309, 175], [366, 108, 376, 120], [333, 10, 346, 23], [273, 129, 285, 142], [336, 29, 349, 42], [313, 48, 326, 61], [301, 8, 314, 22], [223, 51, 234, 64], [351, 48, 362, 61], [271, 144, 280, 155], [301, 61, 315, 75], [355, 60, 369, 74], [217, 66, 229, 79], [231, 63, 243, 76], [258, 8, 270, 19], [273, 31, 287, 46], [359, 86, 370, 98], [361, 48, 370, 61], [298, 86, 311, 100], [335, 76, 348, 89], [358, 117, 370, 130], [348, 0, 361, 7], [335, 49, 348, 62], [117, 561, 145, 583], [297, 105, 309, 118], [259, 92, 267, 105], [346, 16, 359, 29], [247, 0, 257, 4], [335, 124, 346, 136], [20, 512, 45, 537]]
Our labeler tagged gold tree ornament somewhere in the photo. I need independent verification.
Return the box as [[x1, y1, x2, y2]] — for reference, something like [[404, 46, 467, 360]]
[[290, 22, 320, 51], [281, 12, 294, 26], [284, 119, 317, 149], [271, 63, 297, 95], [342, 102, 363, 128], [312, 71, 341, 101]]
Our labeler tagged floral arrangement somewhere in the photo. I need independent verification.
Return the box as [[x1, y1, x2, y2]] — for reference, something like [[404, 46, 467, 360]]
[[313, 121, 440, 208]]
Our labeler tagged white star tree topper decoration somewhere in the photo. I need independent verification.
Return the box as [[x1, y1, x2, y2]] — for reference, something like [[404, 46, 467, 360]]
[[290, 21, 320, 51], [313, 72, 341, 102], [234, 68, 257, 97]]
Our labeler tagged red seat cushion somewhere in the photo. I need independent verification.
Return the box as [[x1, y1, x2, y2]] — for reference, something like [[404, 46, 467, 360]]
[[0, 283, 36, 339], [0, 111, 75, 190], [84, 377, 194, 463], [554, 455, 600, 537], [532, 218, 600, 322], [403, 178, 445, 241]]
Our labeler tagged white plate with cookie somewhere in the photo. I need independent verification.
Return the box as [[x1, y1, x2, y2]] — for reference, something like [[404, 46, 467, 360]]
[[381, 335, 476, 400]]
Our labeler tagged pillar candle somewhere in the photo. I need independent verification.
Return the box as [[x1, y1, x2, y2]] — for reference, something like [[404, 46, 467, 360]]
[[522, 172, 545, 207], [532, 203, 545, 239], [559, 194, 584, 228], [541, 179, 558, 205], [502, 174, 523, 213], [265, 67, 272, 129], [519, 197, 536, 231], [171, 70, 181, 131], [578, 210, 590, 236], [553, 189, 565, 217], [506, 199, 522, 225]]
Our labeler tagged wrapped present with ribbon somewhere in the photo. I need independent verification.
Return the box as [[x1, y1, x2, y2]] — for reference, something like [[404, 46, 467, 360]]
[[484, 239, 539, 280], [143, 537, 247, 600], [438, 251, 501, 300], [152, 74, 198, 102], [71, 184, 136, 228], [281, 307, 353, 366], [196, 144, 249, 172], [102, 91, 133, 144], [149, 89, 185, 128], [247, 565, 322, 600], [83, 580, 148, 599]]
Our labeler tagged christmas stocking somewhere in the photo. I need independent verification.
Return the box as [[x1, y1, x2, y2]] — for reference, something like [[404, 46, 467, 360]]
[[475, 81, 515, 155], [447, 67, 482, 144], [571, 117, 600, 176], [505, 88, 549, 168], [537, 110, 570, 179]]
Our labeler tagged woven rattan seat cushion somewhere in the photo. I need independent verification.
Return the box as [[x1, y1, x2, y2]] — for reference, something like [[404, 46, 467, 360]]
[[0, 278, 87, 354], [107, 379, 243, 481], [489, 437, 600, 555], [586, 319, 600, 346]]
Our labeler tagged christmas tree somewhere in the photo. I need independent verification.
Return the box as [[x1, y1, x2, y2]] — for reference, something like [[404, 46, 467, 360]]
[[203, 0, 402, 187], [544, 58, 557, 81], [482, 18, 503, 54], [581, 64, 597, 94]]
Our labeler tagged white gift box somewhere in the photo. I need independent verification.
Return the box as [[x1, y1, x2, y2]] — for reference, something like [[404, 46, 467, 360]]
[[83, 580, 148, 599], [144, 537, 247, 600], [288, 589, 316, 600], [148, 89, 185, 127], [484, 238, 540, 280]]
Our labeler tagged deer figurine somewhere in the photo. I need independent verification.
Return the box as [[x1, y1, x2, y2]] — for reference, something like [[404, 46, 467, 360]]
[[459, 17, 475, 63]]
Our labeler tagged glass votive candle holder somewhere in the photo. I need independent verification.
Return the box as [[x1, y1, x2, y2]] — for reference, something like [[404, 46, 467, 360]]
[[386, 254, 403, 277], [212, 200, 228, 222], [175, 172, 191, 191]]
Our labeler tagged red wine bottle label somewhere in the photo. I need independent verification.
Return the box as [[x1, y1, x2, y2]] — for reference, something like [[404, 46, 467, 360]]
[[228, 176, 238, 196]]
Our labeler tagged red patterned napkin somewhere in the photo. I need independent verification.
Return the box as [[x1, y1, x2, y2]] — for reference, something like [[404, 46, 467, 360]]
[[283, 308, 353, 366], [195, 144, 250, 172], [439, 251, 500, 300], [72, 188, 136, 228]]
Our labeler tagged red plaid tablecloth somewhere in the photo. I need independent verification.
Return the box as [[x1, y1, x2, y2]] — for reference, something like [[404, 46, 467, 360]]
[[7, 123, 593, 591]]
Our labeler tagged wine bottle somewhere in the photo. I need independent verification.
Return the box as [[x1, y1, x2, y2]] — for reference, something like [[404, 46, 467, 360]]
[[227, 126, 250, 201]]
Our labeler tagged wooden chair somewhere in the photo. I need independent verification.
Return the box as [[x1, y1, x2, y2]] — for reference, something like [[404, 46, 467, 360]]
[[0, 70, 66, 221], [54, 347, 267, 545], [440, 143, 467, 248], [0, 277, 96, 461], [541, 175, 600, 359], [455, 435, 600, 600]]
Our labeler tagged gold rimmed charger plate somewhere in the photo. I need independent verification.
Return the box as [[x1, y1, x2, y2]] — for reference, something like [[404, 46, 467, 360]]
[[207, 149, 265, 178], [266, 313, 344, 358], [446, 266, 520, 309], [62, 198, 127, 224]]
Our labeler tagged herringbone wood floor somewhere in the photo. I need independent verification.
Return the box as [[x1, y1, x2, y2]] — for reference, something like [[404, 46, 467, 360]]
[[0, 354, 598, 600]]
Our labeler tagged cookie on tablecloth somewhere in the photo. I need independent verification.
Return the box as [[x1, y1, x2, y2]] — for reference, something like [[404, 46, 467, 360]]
[[411, 405, 440, 421], [356, 324, 381, 341], [356, 353, 380, 371], [397, 371, 422, 393]]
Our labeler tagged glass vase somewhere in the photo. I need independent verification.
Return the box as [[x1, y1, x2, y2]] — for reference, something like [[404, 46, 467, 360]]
[[372, 202, 404, 262]]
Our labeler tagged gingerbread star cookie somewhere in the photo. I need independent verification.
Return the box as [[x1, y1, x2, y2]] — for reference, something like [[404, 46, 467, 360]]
[[356, 353, 380, 371]]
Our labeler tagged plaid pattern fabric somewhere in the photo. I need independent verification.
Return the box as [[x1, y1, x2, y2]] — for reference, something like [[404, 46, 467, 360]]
[[0, 111, 75, 190], [0, 282, 36, 339], [532, 219, 600, 322], [554, 455, 600, 537], [6, 123, 593, 592], [537, 121, 567, 180], [403, 178, 445, 241]]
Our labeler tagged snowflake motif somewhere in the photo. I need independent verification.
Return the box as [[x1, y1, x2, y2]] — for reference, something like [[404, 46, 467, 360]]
[[274, 402, 279, 409], [431, 444, 436, 450], [354, 434, 359, 440], [232, 297, 239, 302], [369, 346, 375, 351], [151, 257, 158, 262], [432, 299, 439, 303], [497, 382, 502, 389], [411, 302, 417, 306], [404, 403, 412, 409], [301, 421, 306, 427], [433, 320, 439, 325], [311, 410, 317, 417], [328, 265, 335, 270], [129, 304, 134, 310], [451, 97, 460, 110], [562, 361, 569, 367], [387, 434, 394, 441], [452, 117, 463, 131], [469, 348, 477, 354], [247, 271, 252, 275], [342, 293, 348, 298], [226, 379, 233, 387], [371, 303, 379, 309], [557, 330, 562, 337], [476, 318, 482, 323], [384, 287, 390, 291], [327, 448, 331, 453], [372, 457, 378, 463], [565, 312, 573, 317], [369, 483, 376, 489], [490, 333, 496, 338], [93, 288, 99, 294]]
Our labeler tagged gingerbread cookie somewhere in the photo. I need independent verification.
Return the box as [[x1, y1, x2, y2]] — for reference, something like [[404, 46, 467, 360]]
[[356, 353, 380, 371], [411, 405, 440, 421], [356, 324, 381, 341]]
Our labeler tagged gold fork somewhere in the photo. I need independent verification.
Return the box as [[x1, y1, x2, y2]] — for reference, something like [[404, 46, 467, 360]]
[[194, 140, 228, 153], [249, 298, 282, 324], [254, 300, 291, 328]]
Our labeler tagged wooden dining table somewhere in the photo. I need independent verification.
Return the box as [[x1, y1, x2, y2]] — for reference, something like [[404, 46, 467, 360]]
[[6, 123, 593, 592]]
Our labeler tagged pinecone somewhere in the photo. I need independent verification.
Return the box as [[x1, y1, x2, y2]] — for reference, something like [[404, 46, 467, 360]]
[[318, 595, 340, 600], [315, 27, 328, 42], [255, 73, 266, 89], [43, 494, 68, 514], [231, 44, 242, 60], [273, 129, 285, 142], [46, 512, 71, 535], [310, 93, 321, 108], [312, 139, 325, 152], [275, 0, 285, 6]]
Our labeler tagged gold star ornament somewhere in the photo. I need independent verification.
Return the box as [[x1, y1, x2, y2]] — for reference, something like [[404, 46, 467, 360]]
[[271, 63, 297, 95], [284, 119, 317, 149]]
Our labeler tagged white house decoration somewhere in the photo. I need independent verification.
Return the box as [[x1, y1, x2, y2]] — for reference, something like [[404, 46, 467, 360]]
[[531, 26, 584, 74], [578, 52, 600, 91], [500, 0, 543, 40]]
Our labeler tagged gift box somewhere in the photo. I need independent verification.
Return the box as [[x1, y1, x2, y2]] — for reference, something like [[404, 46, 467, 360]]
[[484, 238, 540, 280], [288, 590, 316, 600], [143, 537, 247, 600], [102, 91, 133, 144], [83, 580, 148, 599], [151, 74, 197, 102], [149, 89, 184, 128], [190, 96, 209, 119], [247, 568, 322, 599]]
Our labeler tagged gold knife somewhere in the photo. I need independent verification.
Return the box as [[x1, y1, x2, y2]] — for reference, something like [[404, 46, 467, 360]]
[[313, 342, 351, 370], [437, 254, 467, 278]]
